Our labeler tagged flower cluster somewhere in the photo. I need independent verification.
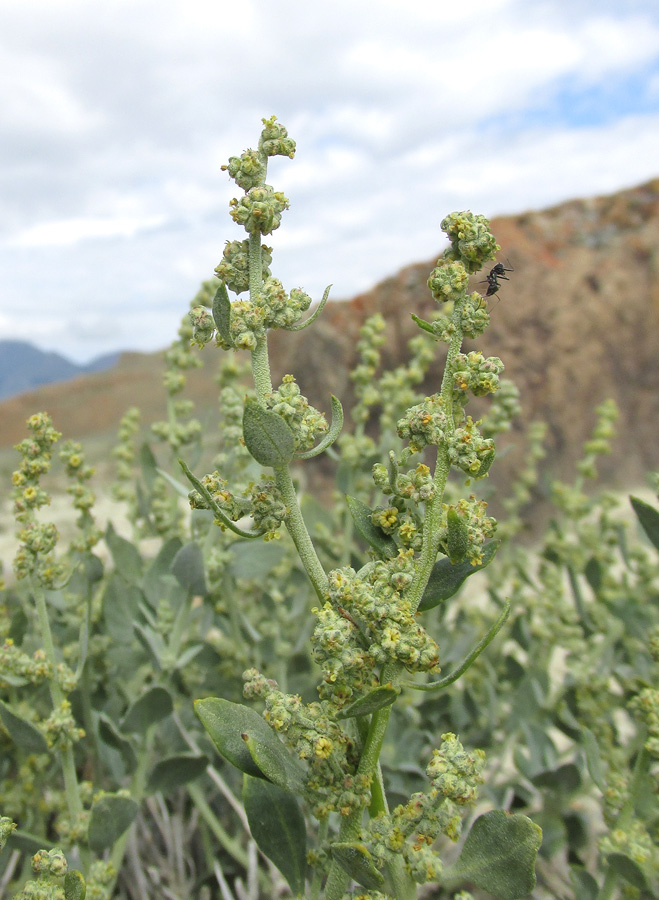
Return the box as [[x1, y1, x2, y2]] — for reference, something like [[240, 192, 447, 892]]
[[214, 239, 273, 294], [396, 395, 449, 453], [427, 260, 469, 304], [452, 351, 504, 398], [12, 413, 65, 586], [448, 416, 496, 478], [360, 733, 485, 885], [243, 668, 369, 819], [267, 375, 328, 451], [326, 554, 441, 675], [188, 471, 288, 539], [59, 439, 102, 552], [440, 211, 500, 273], [230, 185, 289, 235]]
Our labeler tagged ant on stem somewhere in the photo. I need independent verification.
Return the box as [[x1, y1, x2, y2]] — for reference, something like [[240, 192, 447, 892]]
[[481, 259, 514, 298]]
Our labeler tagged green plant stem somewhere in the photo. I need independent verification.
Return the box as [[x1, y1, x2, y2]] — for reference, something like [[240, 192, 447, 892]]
[[275, 465, 329, 601], [405, 301, 464, 614], [325, 662, 417, 900], [109, 730, 154, 876], [309, 817, 330, 900], [31, 578, 83, 822]]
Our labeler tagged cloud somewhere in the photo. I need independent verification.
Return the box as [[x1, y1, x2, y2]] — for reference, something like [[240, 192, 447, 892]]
[[0, 0, 657, 362]]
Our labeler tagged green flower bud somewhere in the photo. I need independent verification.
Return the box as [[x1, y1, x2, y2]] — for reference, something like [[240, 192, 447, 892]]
[[259, 115, 296, 158], [427, 260, 469, 304], [230, 185, 289, 235], [222, 148, 266, 191]]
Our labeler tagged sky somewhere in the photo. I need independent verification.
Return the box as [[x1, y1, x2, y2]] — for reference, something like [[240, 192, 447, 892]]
[[1, 0, 659, 364]]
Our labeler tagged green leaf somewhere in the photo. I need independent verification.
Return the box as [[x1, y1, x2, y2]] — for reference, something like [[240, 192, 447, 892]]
[[346, 495, 397, 559], [336, 685, 399, 719], [178, 458, 267, 539], [146, 753, 208, 794], [532, 763, 581, 793], [133, 622, 164, 670], [230, 541, 286, 580], [630, 495, 659, 552], [212, 281, 233, 346], [330, 842, 385, 891], [606, 852, 649, 891], [447, 507, 469, 564], [285, 283, 331, 331], [105, 521, 143, 582], [195, 698, 306, 792], [140, 442, 159, 491], [296, 394, 344, 459], [242, 732, 307, 795], [0, 700, 48, 754], [411, 312, 438, 336], [243, 775, 307, 895], [569, 866, 599, 900], [120, 686, 173, 735], [475, 448, 496, 478], [171, 542, 207, 595], [97, 713, 137, 772], [64, 870, 86, 900], [581, 727, 605, 791], [243, 400, 296, 468], [444, 810, 541, 900], [418, 541, 499, 611], [406, 600, 510, 692], [88, 793, 139, 853], [6, 829, 55, 854]]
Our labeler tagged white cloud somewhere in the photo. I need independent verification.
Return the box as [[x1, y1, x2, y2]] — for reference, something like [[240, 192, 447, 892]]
[[0, 0, 657, 363], [9, 215, 168, 248]]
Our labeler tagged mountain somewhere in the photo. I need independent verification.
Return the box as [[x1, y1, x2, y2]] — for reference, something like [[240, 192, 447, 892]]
[[0, 178, 658, 517], [0, 341, 120, 401]]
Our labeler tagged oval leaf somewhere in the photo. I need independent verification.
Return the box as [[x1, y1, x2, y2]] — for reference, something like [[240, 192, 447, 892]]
[[330, 842, 385, 891], [242, 732, 307, 795], [444, 810, 541, 900], [418, 541, 499, 611], [630, 495, 659, 552], [447, 507, 469, 564], [606, 852, 649, 891], [120, 686, 174, 735], [171, 542, 207, 595], [243, 775, 307, 895], [88, 794, 139, 853], [337, 685, 399, 719], [212, 281, 233, 346], [581, 727, 605, 791], [346, 496, 397, 559], [195, 697, 302, 784], [146, 753, 208, 795], [0, 700, 48, 754], [64, 870, 86, 900], [243, 400, 295, 468], [105, 521, 143, 582], [97, 713, 137, 772]]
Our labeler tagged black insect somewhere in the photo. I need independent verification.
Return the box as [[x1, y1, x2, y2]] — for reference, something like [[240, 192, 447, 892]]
[[482, 260, 514, 297]]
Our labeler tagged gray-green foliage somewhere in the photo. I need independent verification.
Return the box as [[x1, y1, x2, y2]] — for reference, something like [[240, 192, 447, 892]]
[[0, 117, 656, 900]]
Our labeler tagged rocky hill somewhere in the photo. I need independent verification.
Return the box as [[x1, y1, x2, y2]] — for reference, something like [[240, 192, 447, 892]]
[[1, 178, 658, 513]]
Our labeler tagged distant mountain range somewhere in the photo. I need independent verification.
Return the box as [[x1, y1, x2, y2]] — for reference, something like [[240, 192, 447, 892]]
[[0, 341, 120, 401]]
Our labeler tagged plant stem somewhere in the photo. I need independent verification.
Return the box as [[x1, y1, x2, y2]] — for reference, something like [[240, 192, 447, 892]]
[[405, 301, 464, 614], [275, 466, 329, 601], [31, 578, 83, 821]]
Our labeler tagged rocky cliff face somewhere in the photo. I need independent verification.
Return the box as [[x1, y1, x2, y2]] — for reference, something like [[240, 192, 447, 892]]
[[1, 179, 658, 514], [268, 178, 659, 505]]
